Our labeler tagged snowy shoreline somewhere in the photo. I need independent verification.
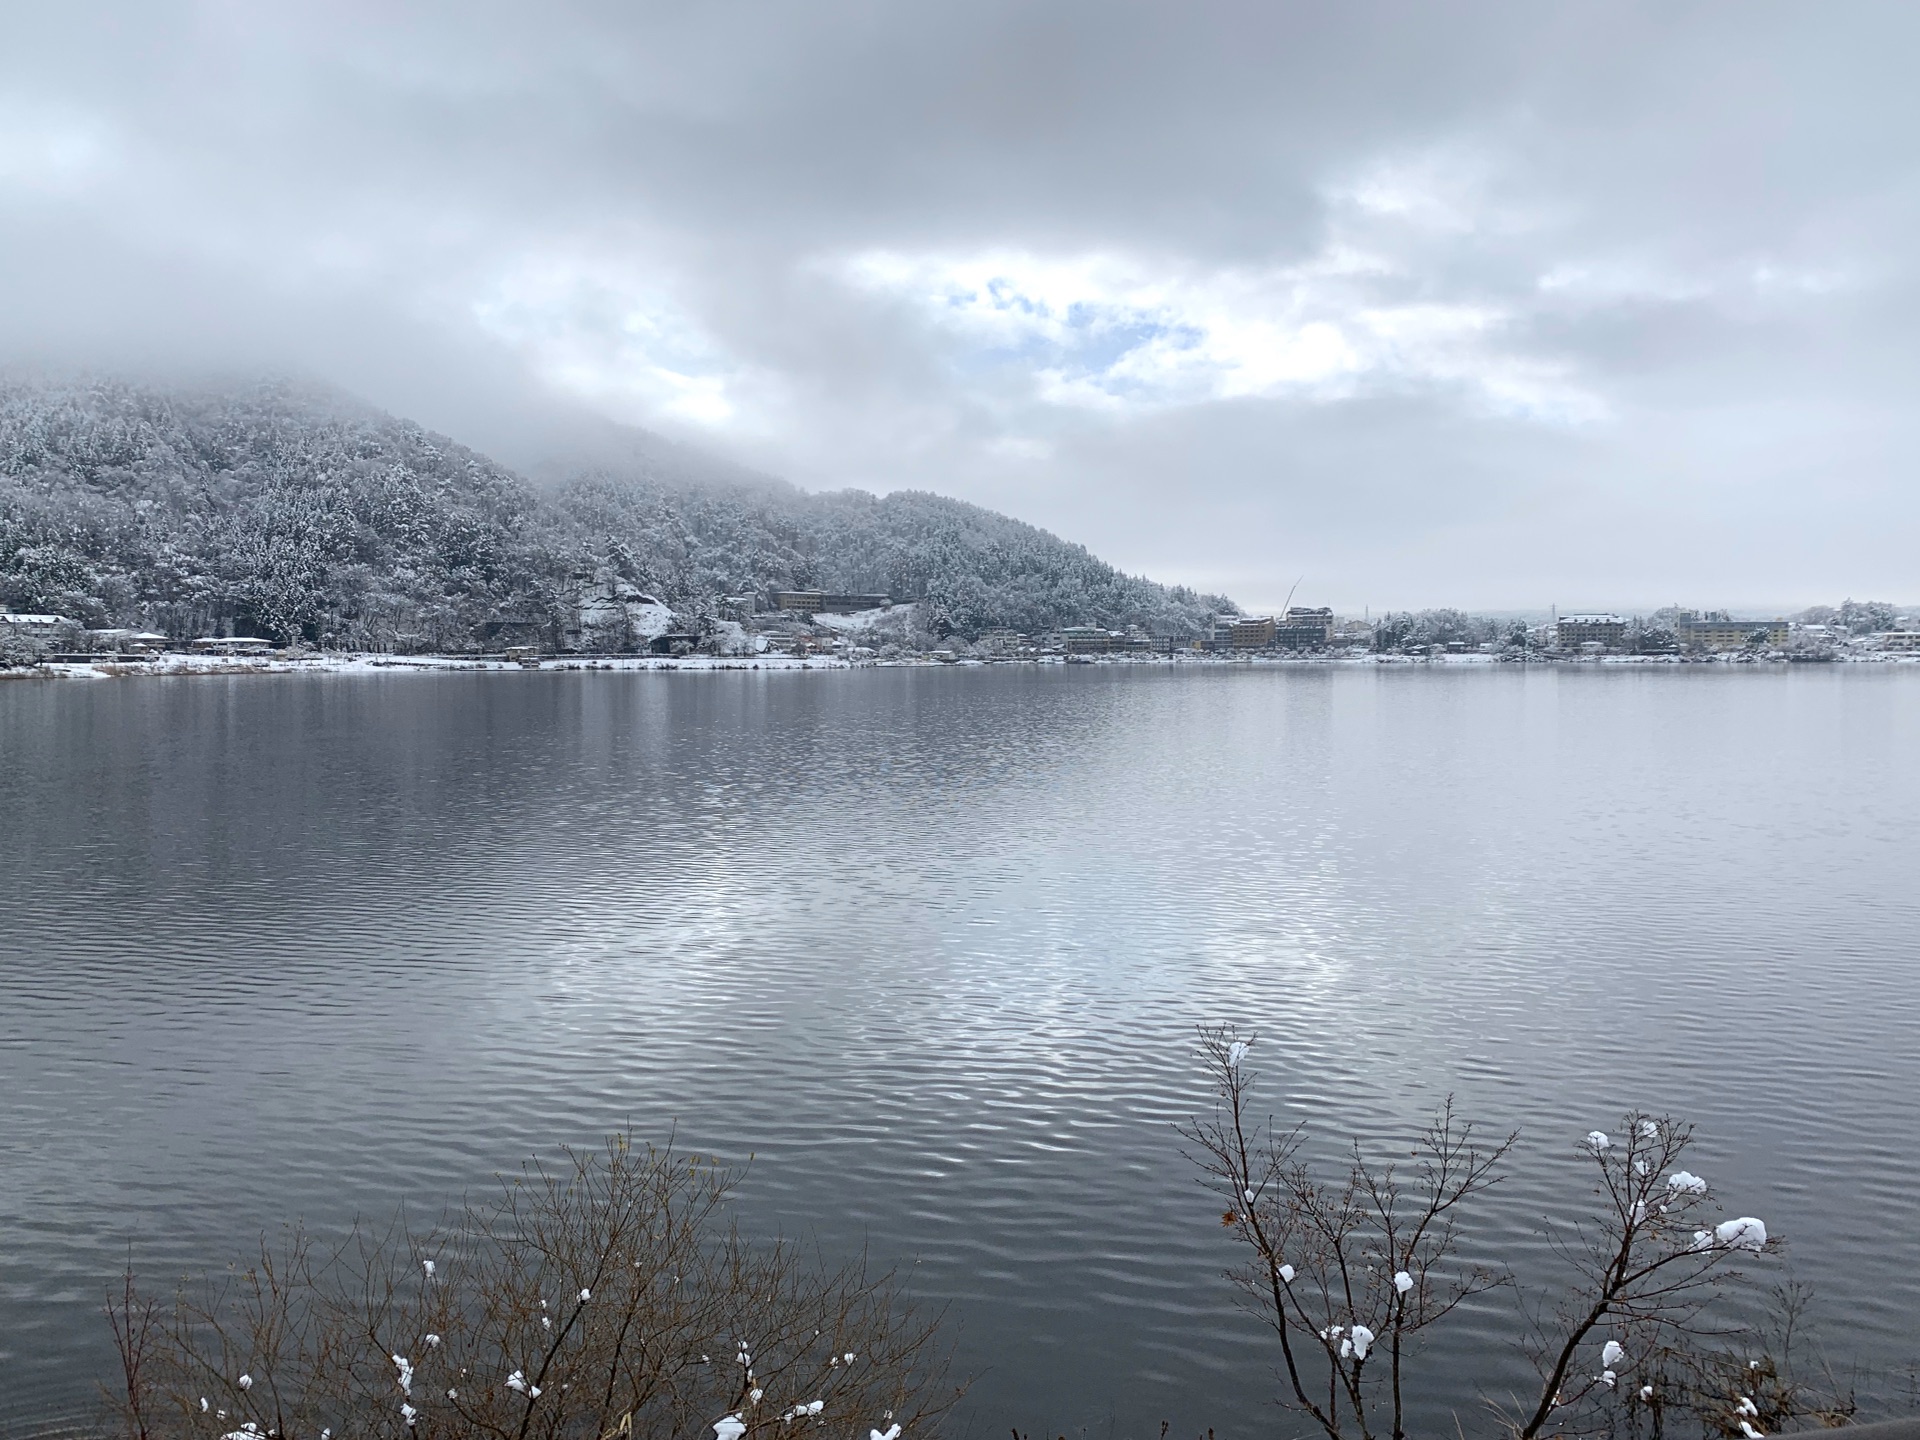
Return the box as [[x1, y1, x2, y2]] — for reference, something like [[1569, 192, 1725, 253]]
[[5, 650, 1917, 681]]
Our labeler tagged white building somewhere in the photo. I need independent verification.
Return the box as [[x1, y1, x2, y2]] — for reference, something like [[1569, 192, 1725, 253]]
[[0, 611, 73, 630]]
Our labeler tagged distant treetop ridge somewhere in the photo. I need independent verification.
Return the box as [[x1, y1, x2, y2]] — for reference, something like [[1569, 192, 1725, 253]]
[[0, 376, 1231, 649]]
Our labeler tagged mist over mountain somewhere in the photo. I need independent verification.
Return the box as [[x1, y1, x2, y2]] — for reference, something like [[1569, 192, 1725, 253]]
[[0, 376, 1231, 649]]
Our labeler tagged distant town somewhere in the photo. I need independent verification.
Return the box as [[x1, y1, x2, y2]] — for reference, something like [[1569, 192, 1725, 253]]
[[3, 583, 1916, 673]]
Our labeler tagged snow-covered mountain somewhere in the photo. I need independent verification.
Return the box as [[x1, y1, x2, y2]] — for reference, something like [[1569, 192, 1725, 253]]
[[0, 376, 1231, 649]]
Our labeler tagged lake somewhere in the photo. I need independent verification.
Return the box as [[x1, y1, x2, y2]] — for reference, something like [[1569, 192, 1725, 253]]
[[2, 665, 1917, 1437]]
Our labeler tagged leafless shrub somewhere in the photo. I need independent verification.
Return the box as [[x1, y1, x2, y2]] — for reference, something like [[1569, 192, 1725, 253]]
[[1183, 1025, 1850, 1440], [1180, 1026, 1512, 1440], [1611, 1282, 1858, 1439], [1496, 1107, 1798, 1440], [108, 1135, 956, 1440]]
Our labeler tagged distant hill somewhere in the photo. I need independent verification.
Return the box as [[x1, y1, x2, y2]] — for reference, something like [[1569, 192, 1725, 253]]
[[0, 376, 1231, 649]]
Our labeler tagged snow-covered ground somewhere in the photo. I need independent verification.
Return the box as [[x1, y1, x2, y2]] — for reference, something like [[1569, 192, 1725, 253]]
[[4, 652, 856, 680], [5, 646, 1915, 680], [810, 603, 921, 642]]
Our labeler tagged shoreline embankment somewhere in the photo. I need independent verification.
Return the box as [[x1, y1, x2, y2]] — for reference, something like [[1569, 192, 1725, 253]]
[[5, 650, 1918, 680]]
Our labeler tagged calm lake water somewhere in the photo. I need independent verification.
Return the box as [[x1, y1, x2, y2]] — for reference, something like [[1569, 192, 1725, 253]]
[[2, 665, 1918, 1437]]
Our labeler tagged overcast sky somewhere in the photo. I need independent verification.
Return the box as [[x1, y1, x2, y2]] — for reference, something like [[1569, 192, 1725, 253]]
[[2, 2, 1915, 611]]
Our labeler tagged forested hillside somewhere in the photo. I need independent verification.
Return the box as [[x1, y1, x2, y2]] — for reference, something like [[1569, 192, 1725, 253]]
[[0, 377, 1230, 649]]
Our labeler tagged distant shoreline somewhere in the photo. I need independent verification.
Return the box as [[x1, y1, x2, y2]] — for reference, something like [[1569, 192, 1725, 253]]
[[6, 650, 1918, 680]]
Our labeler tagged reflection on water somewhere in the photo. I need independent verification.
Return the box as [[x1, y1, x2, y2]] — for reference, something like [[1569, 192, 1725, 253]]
[[2, 666, 1918, 1436]]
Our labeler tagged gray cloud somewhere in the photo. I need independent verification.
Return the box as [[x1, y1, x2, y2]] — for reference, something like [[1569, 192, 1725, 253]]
[[3, 0, 1916, 609]]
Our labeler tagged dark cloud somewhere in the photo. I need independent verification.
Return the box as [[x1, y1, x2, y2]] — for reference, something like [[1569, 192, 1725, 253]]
[[3, 1, 1915, 608]]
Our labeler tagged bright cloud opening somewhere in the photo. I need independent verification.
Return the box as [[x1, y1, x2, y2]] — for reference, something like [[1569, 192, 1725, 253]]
[[0, 104, 114, 196], [470, 258, 740, 427], [840, 245, 1602, 423]]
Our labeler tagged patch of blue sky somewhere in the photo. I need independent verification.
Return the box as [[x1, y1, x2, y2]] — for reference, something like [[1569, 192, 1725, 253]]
[[983, 277, 1050, 316], [935, 277, 1049, 319], [952, 308, 1205, 378], [1056, 315, 1203, 376]]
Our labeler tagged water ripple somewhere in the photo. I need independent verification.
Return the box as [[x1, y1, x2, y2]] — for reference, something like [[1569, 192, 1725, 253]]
[[1, 667, 1918, 1438]]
